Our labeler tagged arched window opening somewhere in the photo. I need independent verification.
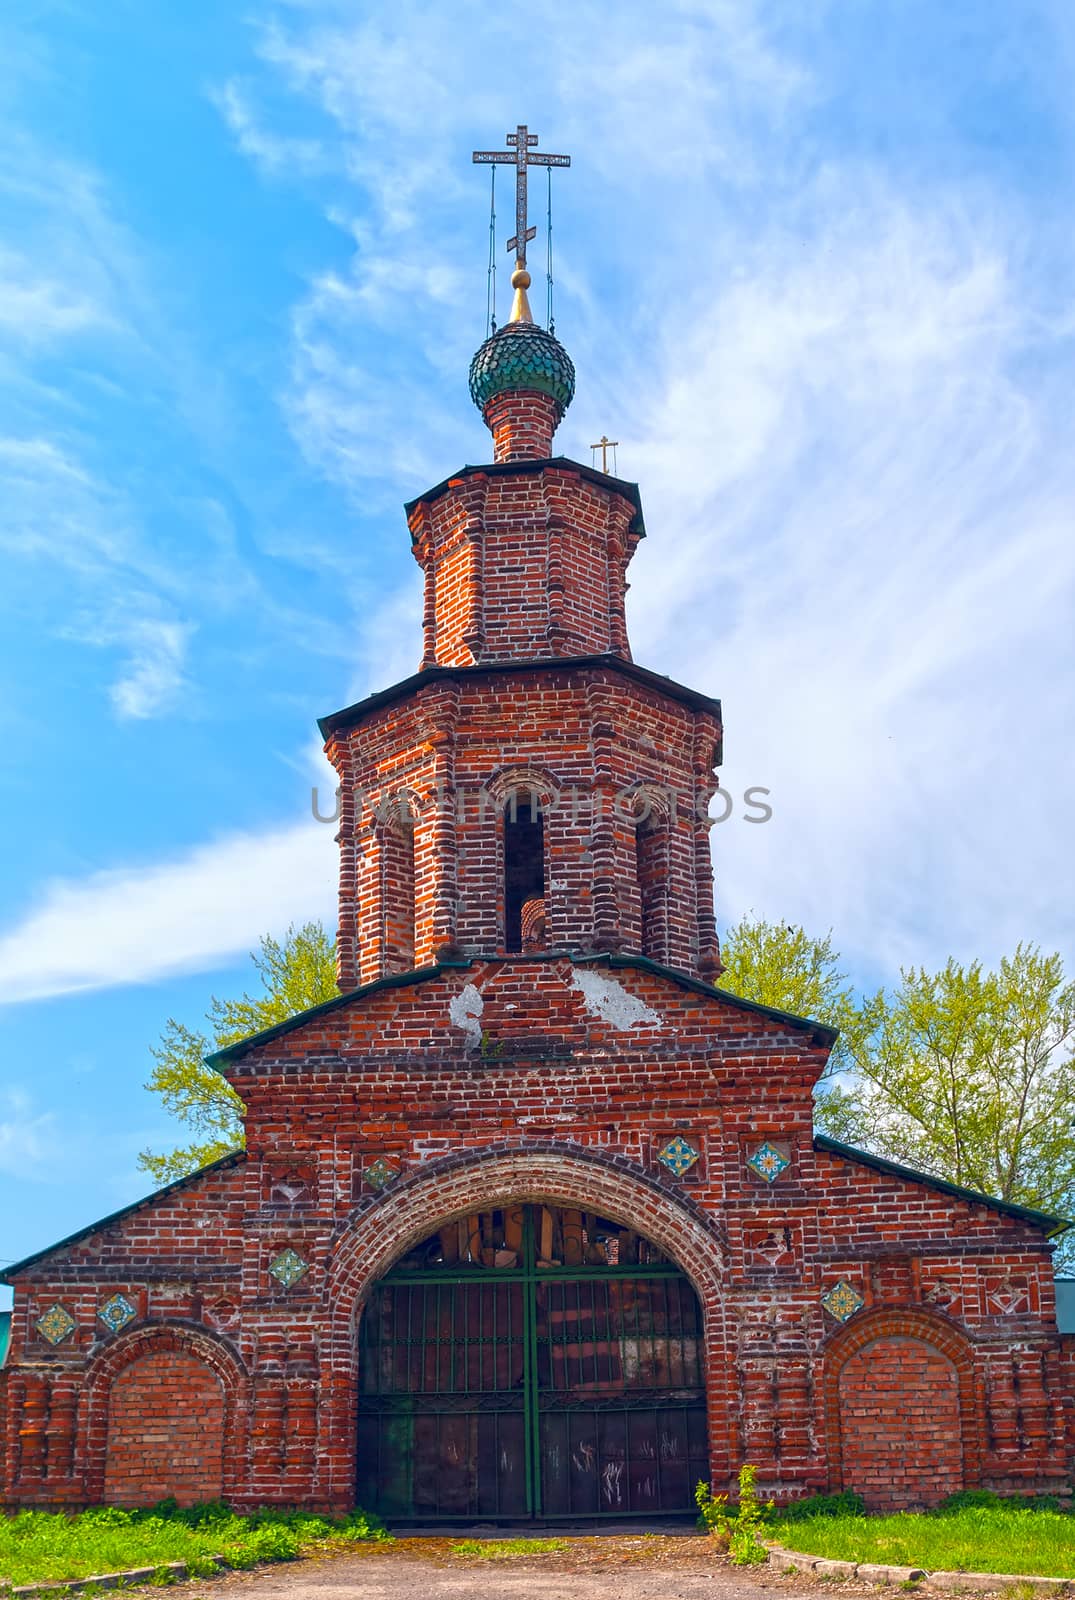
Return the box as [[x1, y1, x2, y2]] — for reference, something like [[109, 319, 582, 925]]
[[635, 809, 669, 961], [504, 792, 544, 953], [382, 801, 416, 973]]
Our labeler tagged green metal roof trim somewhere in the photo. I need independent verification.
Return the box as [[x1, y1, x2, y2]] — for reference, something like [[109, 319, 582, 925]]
[[207, 961, 472, 1066], [469, 321, 576, 414], [318, 653, 721, 741], [815, 1133, 1072, 1235], [403, 457, 646, 540], [208, 949, 836, 1070], [1, 1151, 247, 1282], [0, 1310, 9, 1366], [582, 951, 839, 1051]]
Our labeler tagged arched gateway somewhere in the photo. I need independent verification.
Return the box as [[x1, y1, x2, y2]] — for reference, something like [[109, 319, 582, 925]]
[[356, 1203, 707, 1520], [327, 1147, 729, 1521]]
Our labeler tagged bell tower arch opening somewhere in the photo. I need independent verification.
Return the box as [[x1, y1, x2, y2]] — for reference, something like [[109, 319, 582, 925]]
[[355, 1202, 709, 1522], [380, 796, 416, 974], [503, 790, 545, 952], [632, 789, 672, 963]]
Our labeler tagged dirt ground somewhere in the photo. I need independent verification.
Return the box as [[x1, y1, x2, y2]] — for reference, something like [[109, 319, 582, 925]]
[[180, 1534, 882, 1600]]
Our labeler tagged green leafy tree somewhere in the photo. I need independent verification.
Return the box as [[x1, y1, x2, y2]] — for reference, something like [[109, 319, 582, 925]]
[[718, 921, 1075, 1262], [140, 922, 338, 1185], [716, 915, 866, 1078], [820, 945, 1075, 1225]]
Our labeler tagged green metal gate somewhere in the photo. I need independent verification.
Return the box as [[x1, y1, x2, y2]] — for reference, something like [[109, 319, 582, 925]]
[[355, 1205, 708, 1520]]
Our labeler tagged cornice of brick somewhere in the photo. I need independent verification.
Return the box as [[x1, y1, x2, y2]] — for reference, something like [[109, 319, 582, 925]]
[[318, 653, 722, 740]]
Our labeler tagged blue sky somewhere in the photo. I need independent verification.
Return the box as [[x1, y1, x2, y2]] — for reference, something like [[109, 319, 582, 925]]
[[1, 0, 1074, 1291]]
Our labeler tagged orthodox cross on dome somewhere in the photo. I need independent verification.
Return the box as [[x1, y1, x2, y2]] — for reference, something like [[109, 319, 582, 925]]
[[472, 124, 570, 272]]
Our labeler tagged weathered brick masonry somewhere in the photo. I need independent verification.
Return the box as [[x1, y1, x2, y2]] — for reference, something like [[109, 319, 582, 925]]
[[3, 280, 1072, 1516]]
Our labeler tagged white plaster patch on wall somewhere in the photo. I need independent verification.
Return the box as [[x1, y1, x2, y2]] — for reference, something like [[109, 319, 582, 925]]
[[570, 969, 663, 1030], [449, 982, 484, 1049]]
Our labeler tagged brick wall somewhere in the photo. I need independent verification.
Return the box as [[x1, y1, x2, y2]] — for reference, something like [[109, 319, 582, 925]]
[[3, 958, 1065, 1512], [5, 317, 1069, 1516], [407, 463, 640, 668], [103, 1351, 225, 1507], [483, 389, 561, 462], [1059, 1335, 1075, 1479], [326, 667, 722, 986], [836, 1336, 963, 1510], [323, 416, 720, 991]]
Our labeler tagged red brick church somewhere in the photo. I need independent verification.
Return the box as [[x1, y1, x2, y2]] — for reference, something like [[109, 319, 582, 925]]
[[3, 134, 1074, 1520]]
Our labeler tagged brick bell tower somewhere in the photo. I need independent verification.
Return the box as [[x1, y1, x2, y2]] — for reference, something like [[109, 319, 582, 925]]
[[321, 160, 723, 990], [6, 126, 1073, 1531]]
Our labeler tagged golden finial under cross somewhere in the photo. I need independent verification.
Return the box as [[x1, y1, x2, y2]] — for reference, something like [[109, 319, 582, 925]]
[[590, 435, 619, 474]]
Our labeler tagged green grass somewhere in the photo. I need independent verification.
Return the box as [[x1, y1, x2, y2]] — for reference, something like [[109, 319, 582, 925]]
[[0, 1503, 388, 1587], [776, 1507, 1075, 1578], [450, 1537, 568, 1560]]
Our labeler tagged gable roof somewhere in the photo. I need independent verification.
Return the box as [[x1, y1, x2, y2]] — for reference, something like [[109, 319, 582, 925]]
[[1, 1151, 247, 1282], [207, 951, 838, 1067], [207, 960, 472, 1065], [815, 1132, 1072, 1235], [595, 952, 838, 1049]]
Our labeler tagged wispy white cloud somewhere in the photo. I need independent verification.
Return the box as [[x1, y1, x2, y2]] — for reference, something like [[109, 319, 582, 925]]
[[0, 245, 113, 341], [286, 270, 468, 497], [109, 618, 193, 720], [0, 1088, 58, 1178], [0, 145, 144, 358], [0, 432, 137, 574], [0, 130, 338, 722], [0, 434, 203, 720], [0, 1084, 171, 1213], [0, 434, 93, 485], [609, 179, 1075, 975], [0, 818, 338, 1005], [210, 0, 1075, 988], [209, 79, 328, 176]]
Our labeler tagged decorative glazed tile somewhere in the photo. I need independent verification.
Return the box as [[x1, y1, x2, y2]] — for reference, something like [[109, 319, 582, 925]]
[[37, 1302, 76, 1345], [268, 1247, 309, 1289], [364, 1157, 400, 1191], [657, 1135, 700, 1177], [747, 1141, 791, 1183], [821, 1280, 865, 1323], [98, 1293, 137, 1334]]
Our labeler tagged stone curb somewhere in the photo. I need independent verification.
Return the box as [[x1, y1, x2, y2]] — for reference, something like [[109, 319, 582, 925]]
[[8, 1554, 231, 1597], [767, 1545, 1074, 1593]]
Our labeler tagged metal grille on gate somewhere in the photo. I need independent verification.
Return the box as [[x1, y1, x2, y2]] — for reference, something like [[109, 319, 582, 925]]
[[356, 1204, 709, 1520]]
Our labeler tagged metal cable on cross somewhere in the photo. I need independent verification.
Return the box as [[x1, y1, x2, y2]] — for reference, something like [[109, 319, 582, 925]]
[[473, 125, 570, 330], [546, 164, 555, 333], [486, 164, 498, 333]]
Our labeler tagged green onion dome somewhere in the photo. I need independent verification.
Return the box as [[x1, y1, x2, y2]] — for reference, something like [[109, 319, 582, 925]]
[[468, 318, 576, 417]]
